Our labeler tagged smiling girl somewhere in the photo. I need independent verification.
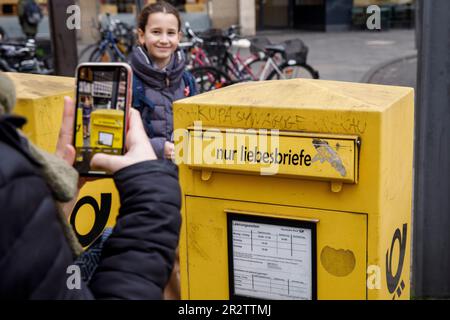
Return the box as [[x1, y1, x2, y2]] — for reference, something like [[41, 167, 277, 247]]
[[130, 1, 195, 160]]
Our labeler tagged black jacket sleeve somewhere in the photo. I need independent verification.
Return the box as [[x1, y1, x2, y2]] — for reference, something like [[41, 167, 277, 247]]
[[0, 132, 181, 300], [87, 160, 182, 299]]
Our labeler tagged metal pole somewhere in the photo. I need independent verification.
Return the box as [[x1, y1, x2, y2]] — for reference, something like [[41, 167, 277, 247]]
[[48, 0, 78, 77], [414, 0, 420, 50], [413, 0, 450, 299]]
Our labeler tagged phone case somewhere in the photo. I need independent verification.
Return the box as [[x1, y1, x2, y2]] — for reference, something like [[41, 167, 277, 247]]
[[73, 62, 133, 177]]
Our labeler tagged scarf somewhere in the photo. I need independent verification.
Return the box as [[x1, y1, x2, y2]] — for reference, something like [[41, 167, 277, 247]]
[[128, 45, 186, 90]]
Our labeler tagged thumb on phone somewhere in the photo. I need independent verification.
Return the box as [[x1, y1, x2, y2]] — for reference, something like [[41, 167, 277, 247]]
[[90, 153, 124, 174], [90, 108, 157, 174]]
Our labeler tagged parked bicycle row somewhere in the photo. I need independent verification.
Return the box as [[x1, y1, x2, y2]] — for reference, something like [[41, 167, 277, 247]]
[[1, 14, 320, 94], [181, 22, 319, 93]]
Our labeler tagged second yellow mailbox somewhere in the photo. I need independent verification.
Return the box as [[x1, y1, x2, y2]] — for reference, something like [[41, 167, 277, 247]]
[[173, 79, 414, 300], [90, 108, 124, 149]]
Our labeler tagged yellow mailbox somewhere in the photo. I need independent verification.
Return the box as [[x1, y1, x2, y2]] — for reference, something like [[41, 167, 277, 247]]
[[90, 108, 124, 149], [8, 72, 75, 153], [173, 79, 414, 300]]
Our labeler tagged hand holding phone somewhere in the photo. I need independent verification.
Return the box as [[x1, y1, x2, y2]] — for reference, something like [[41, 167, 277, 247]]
[[73, 63, 132, 177], [90, 108, 157, 174]]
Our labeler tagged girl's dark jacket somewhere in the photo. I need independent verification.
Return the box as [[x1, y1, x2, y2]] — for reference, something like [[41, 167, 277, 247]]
[[129, 46, 188, 159], [0, 115, 181, 299]]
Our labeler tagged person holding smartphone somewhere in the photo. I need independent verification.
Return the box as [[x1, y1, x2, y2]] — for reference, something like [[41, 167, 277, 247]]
[[0, 72, 181, 299], [130, 1, 196, 161]]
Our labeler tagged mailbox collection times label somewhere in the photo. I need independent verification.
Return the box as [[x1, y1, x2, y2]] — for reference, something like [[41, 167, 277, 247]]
[[231, 220, 313, 300]]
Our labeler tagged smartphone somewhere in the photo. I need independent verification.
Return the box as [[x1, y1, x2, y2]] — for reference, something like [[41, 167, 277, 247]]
[[73, 62, 132, 177]]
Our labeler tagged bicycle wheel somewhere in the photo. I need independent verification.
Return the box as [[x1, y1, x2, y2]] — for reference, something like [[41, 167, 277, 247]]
[[89, 47, 117, 62], [78, 43, 97, 63], [190, 66, 232, 93], [266, 62, 320, 80], [241, 55, 268, 81], [223, 54, 253, 82]]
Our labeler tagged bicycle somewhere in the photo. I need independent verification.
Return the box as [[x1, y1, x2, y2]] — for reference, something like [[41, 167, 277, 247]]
[[79, 13, 135, 63], [182, 24, 254, 91], [182, 25, 320, 93], [243, 37, 320, 81], [0, 38, 53, 74], [181, 23, 236, 93], [185, 25, 319, 83], [189, 66, 234, 93], [180, 22, 212, 69], [195, 26, 256, 82]]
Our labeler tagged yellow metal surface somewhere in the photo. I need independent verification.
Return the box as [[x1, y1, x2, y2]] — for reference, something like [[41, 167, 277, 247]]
[[9, 72, 75, 153], [174, 79, 414, 300], [186, 197, 367, 300], [10, 73, 121, 250], [90, 109, 124, 148], [183, 128, 359, 183]]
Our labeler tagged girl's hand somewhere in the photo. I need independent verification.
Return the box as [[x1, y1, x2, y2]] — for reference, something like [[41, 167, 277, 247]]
[[164, 141, 175, 160], [90, 108, 157, 173]]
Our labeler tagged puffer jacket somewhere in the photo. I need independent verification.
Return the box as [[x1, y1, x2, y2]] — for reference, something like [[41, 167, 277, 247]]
[[129, 46, 187, 159], [0, 115, 181, 299]]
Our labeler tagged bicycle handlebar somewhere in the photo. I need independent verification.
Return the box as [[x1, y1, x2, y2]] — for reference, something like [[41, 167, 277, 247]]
[[184, 21, 204, 44], [184, 22, 247, 48], [227, 25, 239, 39]]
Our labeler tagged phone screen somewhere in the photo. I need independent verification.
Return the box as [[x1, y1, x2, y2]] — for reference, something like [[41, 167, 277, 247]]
[[74, 65, 130, 176]]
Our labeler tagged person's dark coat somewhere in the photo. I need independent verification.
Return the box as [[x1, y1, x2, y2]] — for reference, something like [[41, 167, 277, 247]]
[[0, 115, 181, 299], [129, 46, 187, 159]]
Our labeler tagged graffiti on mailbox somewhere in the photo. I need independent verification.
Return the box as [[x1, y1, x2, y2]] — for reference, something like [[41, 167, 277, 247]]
[[311, 139, 347, 177]]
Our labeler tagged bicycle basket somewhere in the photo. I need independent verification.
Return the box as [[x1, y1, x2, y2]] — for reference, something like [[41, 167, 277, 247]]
[[249, 37, 272, 55], [197, 28, 226, 40], [282, 39, 309, 65]]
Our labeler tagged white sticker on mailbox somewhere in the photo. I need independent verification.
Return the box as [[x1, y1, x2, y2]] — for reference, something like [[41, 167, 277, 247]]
[[231, 219, 314, 300]]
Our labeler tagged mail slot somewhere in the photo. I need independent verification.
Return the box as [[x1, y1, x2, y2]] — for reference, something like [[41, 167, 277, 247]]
[[173, 79, 414, 300]]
